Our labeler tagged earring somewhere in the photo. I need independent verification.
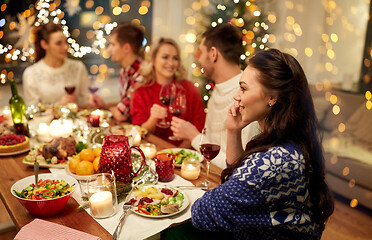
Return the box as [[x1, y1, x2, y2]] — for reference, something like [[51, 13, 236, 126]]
[[269, 103, 272, 107]]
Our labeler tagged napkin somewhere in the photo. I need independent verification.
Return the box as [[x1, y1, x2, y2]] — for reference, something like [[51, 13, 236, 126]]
[[14, 218, 102, 240]]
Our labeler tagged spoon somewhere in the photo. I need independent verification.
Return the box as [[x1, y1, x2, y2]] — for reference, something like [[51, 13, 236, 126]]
[[34, 161, 39, 188]]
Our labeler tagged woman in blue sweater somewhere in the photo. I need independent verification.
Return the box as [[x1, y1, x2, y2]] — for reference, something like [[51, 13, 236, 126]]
[[189, 49, 334, 240]]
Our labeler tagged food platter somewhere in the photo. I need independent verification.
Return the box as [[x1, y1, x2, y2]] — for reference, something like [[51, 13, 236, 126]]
[[110, 124, 148, 136], [157, 148, 203, 167], [22, 158, 67, 169], [128, 184, 190, 218]]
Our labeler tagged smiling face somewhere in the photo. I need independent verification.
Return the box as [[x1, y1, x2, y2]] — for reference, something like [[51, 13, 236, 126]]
[[234, 66, 273, 127], [42, 31, 68, 61], [154, 43, 180, 83], [197, 38, 214, 80]]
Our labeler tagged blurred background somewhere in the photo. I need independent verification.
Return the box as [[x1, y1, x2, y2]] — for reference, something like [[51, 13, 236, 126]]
[[0, 0, 371, 106]]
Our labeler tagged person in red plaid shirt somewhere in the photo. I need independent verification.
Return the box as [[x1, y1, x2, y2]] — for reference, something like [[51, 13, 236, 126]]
[[91, 23, 144, 122]]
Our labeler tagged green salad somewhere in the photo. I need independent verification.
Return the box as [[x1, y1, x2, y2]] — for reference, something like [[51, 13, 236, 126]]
[[13, 179, 74, 200], [161, 149, 200, 165]]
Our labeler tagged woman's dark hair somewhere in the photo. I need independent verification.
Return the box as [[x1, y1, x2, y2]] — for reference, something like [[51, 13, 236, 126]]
[[34, 23, 63, 62], [202, 23, 242, 65], [221, 48, 334, 227]]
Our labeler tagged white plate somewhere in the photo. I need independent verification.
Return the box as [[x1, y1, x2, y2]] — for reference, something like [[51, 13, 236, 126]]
[[157, 148, 203, 167], [22, 158, 67, 169], [128, 185, 190, 218], [0, 147, 30, 156], [65, 165, 95, 181]]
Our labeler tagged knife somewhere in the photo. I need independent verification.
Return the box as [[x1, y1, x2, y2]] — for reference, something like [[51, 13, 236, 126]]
[[174, 185, 208, 190]]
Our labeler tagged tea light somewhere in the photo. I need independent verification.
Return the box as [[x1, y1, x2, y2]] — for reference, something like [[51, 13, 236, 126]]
[[181, 159, 201, 180], [89, 191, 114, 218], [140, 143, 157, 159], [90, 109, 103, 127]]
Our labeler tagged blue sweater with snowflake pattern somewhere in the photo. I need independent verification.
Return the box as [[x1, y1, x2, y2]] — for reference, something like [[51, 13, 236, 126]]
[[191, 142, 322, 240]]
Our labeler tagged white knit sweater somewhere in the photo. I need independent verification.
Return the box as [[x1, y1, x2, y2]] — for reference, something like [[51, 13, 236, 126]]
[[23, 58, 90, 106], [191, 73, 261, 169]]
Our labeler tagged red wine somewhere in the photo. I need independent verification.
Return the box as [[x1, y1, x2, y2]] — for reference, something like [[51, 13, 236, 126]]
[[160, 96, 174, 106], [170, 108, 185, 117], [64, 86, 76, 94], [200, 144, 220, 161], [89, 87, 99, 94]]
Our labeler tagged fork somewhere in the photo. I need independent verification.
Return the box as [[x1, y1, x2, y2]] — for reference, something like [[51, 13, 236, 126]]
[[112, 202, 132, 240]]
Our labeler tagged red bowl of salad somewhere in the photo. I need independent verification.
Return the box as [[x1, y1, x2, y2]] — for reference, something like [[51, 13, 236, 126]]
[[10, 173, 78, 217]]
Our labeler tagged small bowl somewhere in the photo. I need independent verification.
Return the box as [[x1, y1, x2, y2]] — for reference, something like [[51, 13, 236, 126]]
[[11, 173, 78, 217]]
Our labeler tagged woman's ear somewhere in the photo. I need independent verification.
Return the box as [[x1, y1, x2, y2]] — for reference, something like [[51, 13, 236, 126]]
[[268, 95, 278, 106], [40, 39, 48, 50]]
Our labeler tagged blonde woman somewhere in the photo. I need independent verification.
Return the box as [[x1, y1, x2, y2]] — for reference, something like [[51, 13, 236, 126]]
[[131, 38, 205, 147]]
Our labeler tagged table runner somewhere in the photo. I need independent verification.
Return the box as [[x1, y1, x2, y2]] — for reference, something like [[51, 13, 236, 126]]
[[50, 168, 205, 240]]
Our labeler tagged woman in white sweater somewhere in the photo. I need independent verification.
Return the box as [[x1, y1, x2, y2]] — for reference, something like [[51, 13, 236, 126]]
[[23, 23, 90, 107]]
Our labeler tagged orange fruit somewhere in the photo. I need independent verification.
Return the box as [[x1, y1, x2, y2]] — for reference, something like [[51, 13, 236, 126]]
[[93, 147, 102, 157], [79, 149, 95, 162], [93, 156, 100, 173], [69, 157, 80, 174], [76, 161, 94, 175]]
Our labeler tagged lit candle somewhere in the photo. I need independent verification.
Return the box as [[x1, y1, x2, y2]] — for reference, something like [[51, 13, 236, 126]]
[[90, 109, 103, 127], [181, 159, 201, 180], [89, 191, 114, 218], [140, 143, 157, 159]]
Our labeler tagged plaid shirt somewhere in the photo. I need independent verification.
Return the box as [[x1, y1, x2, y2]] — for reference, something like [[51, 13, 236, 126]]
[[117, 57, 143, 120]]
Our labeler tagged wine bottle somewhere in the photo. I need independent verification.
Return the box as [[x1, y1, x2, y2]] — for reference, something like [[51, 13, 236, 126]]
[[9, 80, 29, 136]]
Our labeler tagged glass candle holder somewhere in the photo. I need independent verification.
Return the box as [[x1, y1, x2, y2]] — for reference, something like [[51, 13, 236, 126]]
[[87, 173, 118, 219], [88, 114, 100, 127], [140, 143, 157, 160], [181, 159, 201, 180], [155, 153, 175, 182]]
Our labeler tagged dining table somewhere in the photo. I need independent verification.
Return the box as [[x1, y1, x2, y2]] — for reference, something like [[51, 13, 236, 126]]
[[0, 123, 223, 239]]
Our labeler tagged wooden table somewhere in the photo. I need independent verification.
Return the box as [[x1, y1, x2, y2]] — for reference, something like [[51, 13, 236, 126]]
[[0, 133, 222, 239]]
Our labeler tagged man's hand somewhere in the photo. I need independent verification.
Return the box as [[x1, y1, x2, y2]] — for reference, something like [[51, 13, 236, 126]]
[[59, 94, 77, 106], [89, 94, 106, 109], [170, 117, 200, 142]]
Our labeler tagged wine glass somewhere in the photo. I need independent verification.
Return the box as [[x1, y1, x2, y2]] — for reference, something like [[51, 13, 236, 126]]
[[199, 128, 220, 188], [64, 79, 76, 95], [157, 83, 176, 128], [88, 75, 101, 94], [169, 92, 186, 140]]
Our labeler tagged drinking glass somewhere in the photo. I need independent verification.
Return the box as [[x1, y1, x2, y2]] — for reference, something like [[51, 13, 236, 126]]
[[88, 75, 102, 94], [199, 128, 220, 188], [155, 153, 175, 182], [64, 79, 76, 95], [157, 83, 176, 128], [169, 92, 186, 140]]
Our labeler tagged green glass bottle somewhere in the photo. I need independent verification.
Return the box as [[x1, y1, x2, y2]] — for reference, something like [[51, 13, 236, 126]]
[[9, 80, 29, 136]]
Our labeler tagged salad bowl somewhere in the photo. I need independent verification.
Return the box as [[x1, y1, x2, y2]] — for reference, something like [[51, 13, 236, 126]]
[[10, 173, 78, 217]]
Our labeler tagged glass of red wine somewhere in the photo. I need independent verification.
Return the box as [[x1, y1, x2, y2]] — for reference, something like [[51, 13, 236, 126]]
[[169, 92, 186, 140], [64, 79, 76, 95], [199, 128, 220, 188], [88, 75, 101, 94], [157, 83, 176, 128]]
